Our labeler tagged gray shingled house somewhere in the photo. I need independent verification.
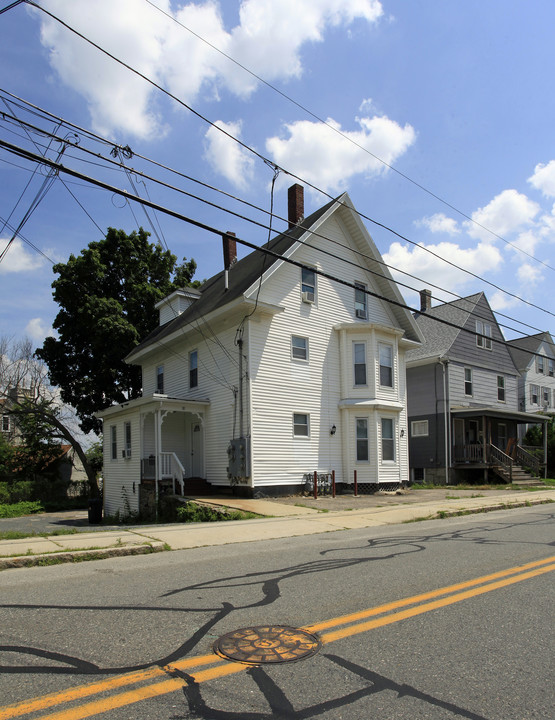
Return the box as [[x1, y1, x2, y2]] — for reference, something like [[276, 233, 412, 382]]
[[406, 291, 547, 484]]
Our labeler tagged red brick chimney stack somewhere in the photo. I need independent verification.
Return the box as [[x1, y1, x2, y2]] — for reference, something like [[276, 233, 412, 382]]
[[288, 184, 304, 229], [223, 231, 237, 269]]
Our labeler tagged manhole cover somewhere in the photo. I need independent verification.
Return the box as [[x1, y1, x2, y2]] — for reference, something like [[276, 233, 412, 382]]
[[214, 625, 321, 665]]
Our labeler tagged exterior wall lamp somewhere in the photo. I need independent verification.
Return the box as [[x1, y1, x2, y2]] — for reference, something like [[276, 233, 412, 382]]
[[330, 425, 337, 435], [400, 429, 405, 437]]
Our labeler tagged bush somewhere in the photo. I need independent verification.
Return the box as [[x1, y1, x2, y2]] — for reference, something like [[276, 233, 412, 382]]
[[0, 500, 44, 518]]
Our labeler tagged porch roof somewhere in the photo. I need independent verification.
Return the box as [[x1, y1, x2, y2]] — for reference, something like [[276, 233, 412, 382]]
[[450, 405, 547, 425], [97, 394, 210, 419]]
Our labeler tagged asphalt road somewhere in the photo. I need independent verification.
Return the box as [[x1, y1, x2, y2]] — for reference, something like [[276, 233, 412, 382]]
[[0, 504, 553, 719]]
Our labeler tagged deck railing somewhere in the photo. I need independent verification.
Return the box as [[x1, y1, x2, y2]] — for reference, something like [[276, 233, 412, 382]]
[[453, 443, 485, 463]]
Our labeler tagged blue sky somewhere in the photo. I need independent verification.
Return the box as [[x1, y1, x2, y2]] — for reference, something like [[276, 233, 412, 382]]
[[1, 0, 554, 348]]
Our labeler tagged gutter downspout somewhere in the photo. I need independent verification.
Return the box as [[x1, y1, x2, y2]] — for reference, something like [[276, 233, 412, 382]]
[[439, 357, 450, 485]]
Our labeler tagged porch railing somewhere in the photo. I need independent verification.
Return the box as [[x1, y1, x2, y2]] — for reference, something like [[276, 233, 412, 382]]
[[514, 445, 541, 477], [488, 444, 513, 481], [161, 452, 185, 494], [141, 453, 185, 494], [453, 443, 485, 463]]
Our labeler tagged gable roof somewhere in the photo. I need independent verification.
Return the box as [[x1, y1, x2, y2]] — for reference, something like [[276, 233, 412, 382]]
[[506, 332, 554, 372], [127, 192, 422, 362], [407, 292, 485, 362]]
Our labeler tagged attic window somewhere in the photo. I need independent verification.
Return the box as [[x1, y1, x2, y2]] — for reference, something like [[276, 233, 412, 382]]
[[476, 320, 492, 350], [355, 282, 367, 319]]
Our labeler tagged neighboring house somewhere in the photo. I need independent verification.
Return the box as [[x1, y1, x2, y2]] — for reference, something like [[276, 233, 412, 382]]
[[506, 333, 555, 437], [0, 387, 36, 446], [98, 185, 423, 516], [406, 291, 547, 484]]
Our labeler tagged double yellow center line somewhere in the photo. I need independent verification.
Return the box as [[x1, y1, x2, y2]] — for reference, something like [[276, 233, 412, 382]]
[[2, 555, 554, 720]]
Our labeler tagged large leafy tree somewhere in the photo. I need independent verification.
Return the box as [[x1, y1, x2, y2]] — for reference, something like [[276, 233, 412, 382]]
[[36, 228, 198, 434]]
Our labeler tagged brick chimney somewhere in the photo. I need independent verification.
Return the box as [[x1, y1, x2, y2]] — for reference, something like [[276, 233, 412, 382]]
[[288, 184, 304, 229], [222, 231, 237, 269], [420, 289, 432, 312]]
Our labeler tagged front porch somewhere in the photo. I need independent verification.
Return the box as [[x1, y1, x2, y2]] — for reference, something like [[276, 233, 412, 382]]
[[451, 406, 547, 483]]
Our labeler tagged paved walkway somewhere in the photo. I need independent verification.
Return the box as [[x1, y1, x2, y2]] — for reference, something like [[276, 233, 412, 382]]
[[1, 487, 553, 570]]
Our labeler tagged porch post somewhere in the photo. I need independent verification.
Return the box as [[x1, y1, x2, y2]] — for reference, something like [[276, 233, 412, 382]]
[[155, 408, 162, 517], [544, 419, 548, 479]]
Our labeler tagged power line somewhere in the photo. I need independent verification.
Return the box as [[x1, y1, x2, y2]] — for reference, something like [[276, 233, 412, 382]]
[[143, 0, 555, 274], [23, 1, 555, 306], [1, 114, 553, 343], [1, 135, 550, 362]]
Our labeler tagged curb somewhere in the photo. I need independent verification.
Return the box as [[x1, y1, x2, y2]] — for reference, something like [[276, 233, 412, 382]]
[[428, 496, 553, 520], [0, 541, 166, 570]]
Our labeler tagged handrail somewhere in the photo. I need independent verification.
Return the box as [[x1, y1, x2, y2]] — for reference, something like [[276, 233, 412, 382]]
[[160, 452, 185, 494], [489, 444, 513, 481], [515, 445, 541, 477]]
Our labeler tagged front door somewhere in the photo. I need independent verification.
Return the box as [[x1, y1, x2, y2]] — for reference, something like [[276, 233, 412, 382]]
[[191, 423, 203, 477]]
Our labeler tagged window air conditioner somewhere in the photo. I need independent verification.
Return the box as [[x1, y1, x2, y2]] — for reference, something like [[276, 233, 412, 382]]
[[301, 291, 314, 304]]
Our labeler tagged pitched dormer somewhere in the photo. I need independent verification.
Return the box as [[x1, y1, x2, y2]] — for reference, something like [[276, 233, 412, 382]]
[[155, 288, 201, 326]]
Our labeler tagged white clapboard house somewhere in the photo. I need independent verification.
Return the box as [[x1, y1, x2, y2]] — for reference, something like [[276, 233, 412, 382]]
[[98, 185, 422, 516]]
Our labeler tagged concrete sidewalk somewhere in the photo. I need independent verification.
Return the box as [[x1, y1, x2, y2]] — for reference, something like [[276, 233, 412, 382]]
[[1, 488, 553, 570]]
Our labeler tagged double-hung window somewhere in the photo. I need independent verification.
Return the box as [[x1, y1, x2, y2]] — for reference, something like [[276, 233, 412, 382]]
[[293, 413, 309, 437], [464, 368, 473, 396], [110, 425, 117, 460], [356, 418, 369, 461], [497, 375, 505, 402], [476, 320, 492, 349], [156, 365, 164, 393], [355, 282, 367, 319], [292, 336, 308, 361], [530, 384, 539, 405], [353, 342, 367, 386], [189, 350, 198, 388], [381, 418, 395, 461], [124, 421, 132, 458], [2, 415, 10, 433], [548, 359, 554, 377], [301, 267, 316, 303], [379, 344, 393, 387], [537, 356, 545, 374], [542, 387, 551, 408]]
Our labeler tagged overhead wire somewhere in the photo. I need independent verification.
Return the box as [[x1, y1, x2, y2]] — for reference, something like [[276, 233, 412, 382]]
[[0, 134, 550, 362], [0, 109, 553, 344], [0, 102, 551, 342], [21, 0, 555, 310], [143, 0, 555, 274]]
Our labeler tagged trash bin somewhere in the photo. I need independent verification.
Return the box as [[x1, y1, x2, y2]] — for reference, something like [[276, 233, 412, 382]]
[[88, 498, 103, 524]]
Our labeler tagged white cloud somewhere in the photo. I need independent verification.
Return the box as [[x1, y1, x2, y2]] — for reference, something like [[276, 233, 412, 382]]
[[0, 238, 45, 274], [488, 290, 520, 312], [416, 213, 460, 235], [25, 318, 55, 343], [517, 262, 543, 286], [528, 160, 555, 198], [465, 189, 539, 242], [266, 114, 415, 193], [33, 0, 383, 139], [383, 240, 503, 300], [204, 120, 255, 188]]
